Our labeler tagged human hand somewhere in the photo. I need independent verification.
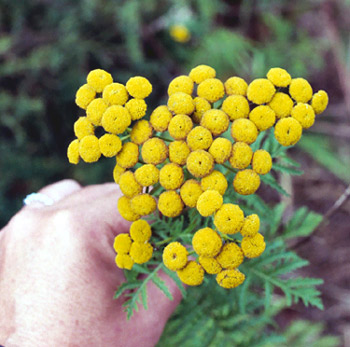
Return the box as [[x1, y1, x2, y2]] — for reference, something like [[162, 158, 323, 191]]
[[0, 180, 182, 347]]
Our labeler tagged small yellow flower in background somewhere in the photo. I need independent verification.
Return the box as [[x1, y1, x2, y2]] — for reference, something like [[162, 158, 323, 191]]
[[241, 233, 266, 258], [233, 169, 261, 195], [186, 150, 214, 178], [266, 67, 291, 87], [163, 242, 188, 271], [168, 114, 193, 140], [86, 98, 108, 126], [168, 75, 194, 95], [125, 98, 148, 121], [192, 97, 211, 124], [117, 196, 140, 222], [158, 190, 184, 217], [274, 117, 303, 146], [113, 233, 132, 254], [141, 138, 168, 165], [221, 95, 250, 121], [116, 142, 139, 169], [79, 135, 101, 163], [167, 92, 195, 115], [159, 163, 184, 190], [311, 90, 329, 114], [199, 256, 222, 274], [150, 105, 173, 132], [240, 214, 260, 237], [102, 105, 131, 134], [99, 134, 122, 157], [67, 139, 80, 164], [201, 109, 229, 137], [208, 137, 232, 164], [130, 193, 157, 216], [249, 105, 276, 131], [196, 190, 223, 217], [289, 78, 313, 103], [169, 24, 191, 43], [74, 117, 94, 140], [130, 220, 152, 243], [291, 103, 315, 129], [186, 126, 213, 151], [268, 92, 294, 119], [197, 78, 225, 103], [216, 269, 245, 289], [169, 140, 191, 166], [200, 170, 228, 196], [189, 65, 216, 84], [229, 142, 253, 170], [119, 171, 142, 198], [102, 83, 129, 106], [224, 76, 248, 96], [180, 179, 203, 208], [126, 76, 152, 99], [252, 149, 272, 175], [216, 242, 244, 269], [177, 261, 204, 286], [214, 204, 244, 234], [75, 84, 96, 109], [247, 78, 275, 104], [87, 69, 113, 93], [231, 118, 258, 144], [134, 164, 159, 187]]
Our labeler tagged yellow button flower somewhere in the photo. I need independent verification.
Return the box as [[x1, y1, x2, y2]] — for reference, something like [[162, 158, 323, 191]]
[[158, 190, 184, 217], [233, 169, 261, 195], [74, 117, 94, 140], [177, 261, 204, 286], [192, 227, 222, 257], [87, 69, 113, 93], [201, 170, 228, 195], [115, 254, 134, 270], [241, 233, 266, 258], [197, 78, 225, 103], [86, 98, 108, 126], [169, 140, 191, 166], [208, 137, 232, 164], [67, 139, 80, 164], [189, 65, 216, 84], [99, 134, 122, 157], [247, 78, 275, 105], [311, 90, 329, 115], [268, 92, 294, 119], [216, 269, 245, 289], [192, 97, 211, 124], [216, 242, 244, 269], [224, 76, 248, 96], [170, 24, 191, 43], [130, 242, 153, 264], [102, 105, 131, 134], [180, 179, 203, 208], [249, 105, 276, 131], [252, 149, 272, 175], [229, 142, 253, 170], [266, 67, 291, 87], [198, 256, 222, 274], [274, 117, 302, 146], [125, 98, 147, 121], [118, 196, 140, 222], [134, 164, 159, 187], [168, 114, 193, 140], [221, 95, 250, 121], [119, 171, 142, 198], [240, 214, 260, 237], [214, 203, 244, 234], [130, 220, 152, 242], [113, 233, 132, 254], [116, 142, 139, 168], [163, 242, 188, 271], [196, 190, 223, 217], [102, 83, 129, 106], [291, 103, 315, 129], [231, 119, 258, 144], [200, 109, 229, 136], [168, 75, 194, 95], [113, 164, 126, 184], [141, 138, 168, 165], [167, 92, 195, 115], [130, 120, 153, 145], [186, 150, 214, 178], [150, 105, 173, 132], [159, 163, 184, 190], [75, 84, 96, 109], [130, 193, 157, 216], [79, 135, 101, 163], [186, 126, 213, 151], [126, 76, 152, 99], [289, 78, 313, 103]]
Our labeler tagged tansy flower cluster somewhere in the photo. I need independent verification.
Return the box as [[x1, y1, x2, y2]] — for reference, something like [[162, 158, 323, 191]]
[[68, 65, 328, 290]]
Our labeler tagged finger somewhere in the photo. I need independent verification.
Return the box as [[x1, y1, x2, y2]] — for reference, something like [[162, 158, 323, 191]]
[[38, 179, 82, 202]]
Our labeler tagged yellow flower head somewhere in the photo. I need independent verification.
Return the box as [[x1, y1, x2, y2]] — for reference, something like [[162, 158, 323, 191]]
[[75, 84, 96, 109], [130, 193, 157, 216], [169, 140, 191, 166], [197, 78, 225, 103], [200, 109, 229, 137], [186, 150, 214, 178], [74, 117, 94, 140], [130, 220, 152, 243], [216, 242, 244, 269], [221, 95, 250, 121], [116, 142, 139, 168], [167, 92, 195, 115], [159, 163, 184, 190], [249, 105, 276, 131], [79, 135, 101, 163], [67, 139, 80, 164], [99, 134, 122, 157], [86, 98, 108, 126], [224, 76, 248, 96], [115, 254, 134, 270], [274, 117, 302, 146], [125, 98, 147, 121], [118, 195, 140, 222], [170, 24, 191, 43], [101, 105, 131, 134], [192, 227, 222, 257], [231, 119, 258, 144], [208, 137, 232, 164], [189, 65, 216, 84], [214, 203, 244, 234], [233, 169, 261, 195], [241, 233, 266, 258], [229, 142, 253, 170], [141, 138, 168, 165], [216, 269, 245, 289], [168, 114, 193, 140], [130, 120, 153, 145], [168, 75, 194, 95], [134, 164, 159, 187], [150, 105, 173, 132], [113, 233, 132, 254], [252, 149, 272, 175], [240, 214, 260, 237], [200, 170, 228, 195], [158, 190, 184, 217], [177, 261, 204, 286], [113, 164, 126, 184], [186, 126, 213, 151], [311, 90, 329, 115], [268, 92, 294, 119], [126, 76, 152, 99], [247, 78, 275, 104], [180, 179, 203, 208], [198, 256, 222, 274], [87, 69, 113, 93], [163, 242, 188, 271], [266, 67, 291, 87], [196, 190, 223, 217], [102, 83, 129, 106], [291, 103, 315, 129], [119, 171, 142, 198], [289, 78, 313, 103], [130, 242, 153, 264], [192, 97, 212, 124]]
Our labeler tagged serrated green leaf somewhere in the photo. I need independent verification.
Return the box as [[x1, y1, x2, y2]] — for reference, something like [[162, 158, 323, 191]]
[[114, 281, 140, 299], [273, 163, 304, 176], [152, 274, 173, 300], [261, 173, 290, 196], [163, 266, 187, 298]]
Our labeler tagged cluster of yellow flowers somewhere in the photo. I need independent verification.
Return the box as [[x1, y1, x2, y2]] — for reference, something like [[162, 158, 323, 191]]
[[68, 65, 328, 290]]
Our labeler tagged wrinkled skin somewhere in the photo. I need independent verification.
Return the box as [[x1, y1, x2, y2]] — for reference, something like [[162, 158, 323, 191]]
[[0, 180, 182, 347]]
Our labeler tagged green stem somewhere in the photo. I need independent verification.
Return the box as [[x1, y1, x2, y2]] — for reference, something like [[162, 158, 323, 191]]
[[154, 135, 172, 142], [120, 134, 130, 141], [155, 237, 173, 246], [222, 163, 237, 174], [149, 183, 161, 196]]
